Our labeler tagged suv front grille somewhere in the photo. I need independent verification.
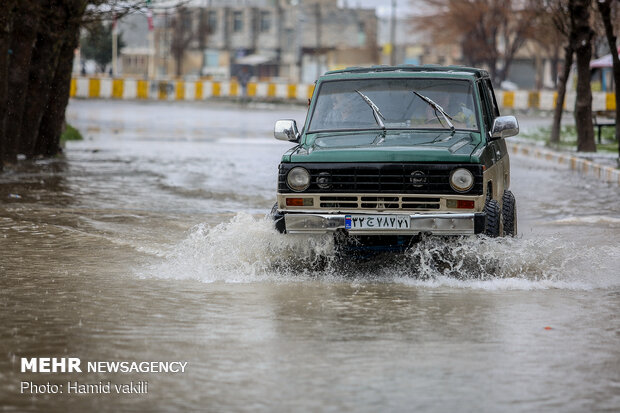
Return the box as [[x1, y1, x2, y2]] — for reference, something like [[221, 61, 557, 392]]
[[278, 163, 484, 195], [318, 195, 440, 210]]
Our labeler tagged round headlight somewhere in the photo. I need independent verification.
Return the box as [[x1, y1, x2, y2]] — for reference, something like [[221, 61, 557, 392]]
[[450, 168, 474, 192], [287, 167, 311, 192]]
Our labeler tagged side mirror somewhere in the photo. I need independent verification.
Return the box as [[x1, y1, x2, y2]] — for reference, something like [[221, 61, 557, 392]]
[[274, 119, 300, 142], [490, 115, 519, 139]]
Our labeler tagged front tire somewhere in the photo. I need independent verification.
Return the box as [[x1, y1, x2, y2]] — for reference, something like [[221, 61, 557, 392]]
[[484, 199, 501, 237], [502, 190, 517, 237], [270, 202, 286, 233]]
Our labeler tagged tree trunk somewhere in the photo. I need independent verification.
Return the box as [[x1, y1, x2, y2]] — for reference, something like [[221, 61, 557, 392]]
[[36, 31, 79, 157], [551, 47, 561, 88], [19, 3, 65, 158], [4, 0, 40, 162], [198, 7, 207, 71], [0, 1, 16, 169], [596, 0, 620, 159], [36, 1, 87, 157], [550, 44, 574, 145], [175, 52, 183, 77], [571, 0, 596, 152], [535, 53, 543, 90]]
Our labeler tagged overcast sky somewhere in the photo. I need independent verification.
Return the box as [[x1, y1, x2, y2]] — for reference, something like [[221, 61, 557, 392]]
[[182, 1, 418, 18], [339, 0, 416, 17]]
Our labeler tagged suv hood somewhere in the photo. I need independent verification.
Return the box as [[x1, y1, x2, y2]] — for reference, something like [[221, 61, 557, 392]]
[[286, 130, 482, 163]]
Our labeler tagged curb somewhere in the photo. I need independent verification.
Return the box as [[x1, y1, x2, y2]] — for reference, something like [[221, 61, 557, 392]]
[[509, 142, 620, 185]]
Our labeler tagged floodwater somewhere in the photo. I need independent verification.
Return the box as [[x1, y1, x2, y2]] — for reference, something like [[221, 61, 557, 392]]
[[1, 100, 619, 412]]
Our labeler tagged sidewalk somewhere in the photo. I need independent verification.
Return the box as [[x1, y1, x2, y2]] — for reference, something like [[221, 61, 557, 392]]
[[509, 138, 620, 185]]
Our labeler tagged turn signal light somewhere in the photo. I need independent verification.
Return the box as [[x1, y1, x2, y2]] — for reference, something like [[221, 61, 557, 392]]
[[457, 200, 475, 209], [447, 199, 475, 209], [286, 198, 314, 207]]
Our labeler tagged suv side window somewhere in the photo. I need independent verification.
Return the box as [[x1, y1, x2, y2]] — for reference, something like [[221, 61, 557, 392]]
[[484, 79, 500, 118], [477, 82, 493, 132]]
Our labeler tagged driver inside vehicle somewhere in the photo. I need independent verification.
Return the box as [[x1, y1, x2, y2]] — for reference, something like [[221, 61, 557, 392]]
[[322, 92, 359, 126], [449, 94, 476, 127], [421, 91, 476, 129]]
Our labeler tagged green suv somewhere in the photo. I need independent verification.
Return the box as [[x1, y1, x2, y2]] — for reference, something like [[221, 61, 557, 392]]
[[271, 65, 517, 249]]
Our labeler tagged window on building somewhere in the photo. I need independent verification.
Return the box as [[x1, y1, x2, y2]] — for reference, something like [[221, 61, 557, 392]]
[[284, 28, 294, 49], [233, 11, 243, 32], [260, 11, 271, 32], [357, 21, 366, 46], [207, 10, 217, 32]]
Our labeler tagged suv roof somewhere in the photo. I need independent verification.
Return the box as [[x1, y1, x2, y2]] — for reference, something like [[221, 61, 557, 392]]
[[323, 65, 489, 79]]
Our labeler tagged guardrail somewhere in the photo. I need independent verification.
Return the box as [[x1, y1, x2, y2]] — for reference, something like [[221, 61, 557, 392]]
[[70, 77, 617, 112]]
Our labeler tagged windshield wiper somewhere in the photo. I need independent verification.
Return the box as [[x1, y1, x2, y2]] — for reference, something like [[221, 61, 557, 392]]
[[355, 90, 386, 129], [412, 90, 455, 132]]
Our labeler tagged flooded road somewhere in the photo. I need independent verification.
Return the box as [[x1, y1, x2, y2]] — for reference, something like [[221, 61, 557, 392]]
[[1, 100, 619, 412]]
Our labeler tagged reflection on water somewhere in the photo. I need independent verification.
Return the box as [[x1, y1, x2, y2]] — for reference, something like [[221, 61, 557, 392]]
[[1, 101, 619, 412]]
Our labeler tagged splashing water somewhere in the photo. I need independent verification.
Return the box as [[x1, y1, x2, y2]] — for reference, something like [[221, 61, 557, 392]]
[[138, 213, 620, 290], [142, 213, 336, 282]]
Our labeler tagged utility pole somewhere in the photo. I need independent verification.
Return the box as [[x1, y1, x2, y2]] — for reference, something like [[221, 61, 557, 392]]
[[276, 0, 282, 78], [390, 0, 396, 66], [112, 16, 118, 76], [147, 0, 154, 79], [297, 4, 303, 83], [164, 9, 169, 76], [315, 2, 321, 79]]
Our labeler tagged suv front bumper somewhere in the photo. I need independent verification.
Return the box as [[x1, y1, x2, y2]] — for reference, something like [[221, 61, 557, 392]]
[[275, 212, 486, 236]]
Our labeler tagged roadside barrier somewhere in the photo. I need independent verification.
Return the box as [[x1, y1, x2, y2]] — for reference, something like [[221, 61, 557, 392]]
[[71, 77, 315, 103], [499, 90, 615, 112], [70, 77, 616, 112], [510, 142, 620, 185]]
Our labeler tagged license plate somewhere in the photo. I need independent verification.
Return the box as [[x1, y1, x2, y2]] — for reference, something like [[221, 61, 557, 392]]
[[345, 215, 411, 231]]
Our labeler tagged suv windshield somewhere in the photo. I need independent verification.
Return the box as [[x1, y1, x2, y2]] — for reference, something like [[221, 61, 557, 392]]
[[308, 78, 478, 133]]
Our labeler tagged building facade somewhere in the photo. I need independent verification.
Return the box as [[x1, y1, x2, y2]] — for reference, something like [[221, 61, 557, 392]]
[[120, 0, 378, 82]]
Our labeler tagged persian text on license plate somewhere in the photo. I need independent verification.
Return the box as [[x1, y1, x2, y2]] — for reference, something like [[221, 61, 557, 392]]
[[344, 215, 410, 231]]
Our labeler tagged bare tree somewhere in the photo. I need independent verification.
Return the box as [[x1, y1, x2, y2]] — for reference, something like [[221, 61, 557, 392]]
[[35, 0, 90, 158], [529, 1, 569, 89], [0, 0, 17, 168], [0, 1, 175, 166], [570, 0, 596, 152], [410, 0, 539, 83], [538, 0, 573, 146], [83, 1, 153, 23], [197, 6, 212, 73], [4, 0, 42, 163], [170, 6, 193, 77], [596, 0, 620, 159]]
